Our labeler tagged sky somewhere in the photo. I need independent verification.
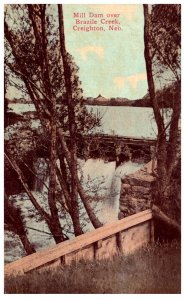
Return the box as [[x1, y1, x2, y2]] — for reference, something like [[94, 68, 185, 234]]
[[6, 4, 148, 101], [63, 4, 148, 99]]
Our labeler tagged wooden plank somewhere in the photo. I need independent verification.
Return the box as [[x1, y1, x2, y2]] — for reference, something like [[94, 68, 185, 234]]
[[64, 244, 94, 265], [94, 235, 118, 261], [5, 210, 152, 275], [119, 221, 151, 254], [5, 209, 152, 276], [95, 240, 103, 249]]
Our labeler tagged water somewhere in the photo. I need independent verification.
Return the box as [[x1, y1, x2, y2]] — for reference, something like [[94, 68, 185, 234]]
[[87, 106, 157, 138], [8, 103, 158, 138], [5, 104, 154, 262], [5, 158, 144, 263], [8, 103, 36, 115], [81, 159, 143, 225]]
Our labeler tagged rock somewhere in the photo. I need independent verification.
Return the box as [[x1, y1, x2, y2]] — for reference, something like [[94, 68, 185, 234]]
[[132, 185, 150, 195], [120, 195, 131, 206], [125, 175, 155, 188], [119, 160, 156, 217], [121, 183, 131, 195], [131, 185, 151, 199], [118, 211, 125, 220], [119, 204, 129, 212], [122, 183, 131, 189]]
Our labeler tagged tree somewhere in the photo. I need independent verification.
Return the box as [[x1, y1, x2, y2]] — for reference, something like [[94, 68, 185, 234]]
[[4, 4, 102, 254], [143, 4, 180, 232], [4, 193, 36, 255]]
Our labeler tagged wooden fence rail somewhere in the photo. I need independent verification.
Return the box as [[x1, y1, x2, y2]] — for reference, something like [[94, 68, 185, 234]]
[[5, 209, 153, 277]]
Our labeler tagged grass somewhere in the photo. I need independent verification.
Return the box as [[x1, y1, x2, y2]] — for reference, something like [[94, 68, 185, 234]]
[[5, 240, 181, 294]]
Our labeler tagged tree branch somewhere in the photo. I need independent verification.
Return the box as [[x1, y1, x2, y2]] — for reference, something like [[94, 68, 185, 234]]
[[152, 204, 180, 233], [5, 152, 51, 222]]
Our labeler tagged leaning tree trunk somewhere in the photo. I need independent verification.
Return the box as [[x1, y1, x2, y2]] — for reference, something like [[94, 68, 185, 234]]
[[58, 4, 103, 230], [5, 193, 36, 255], [57, 126, 103, 229], [5, 153, 66, 244], [152, 204, 180, 233]]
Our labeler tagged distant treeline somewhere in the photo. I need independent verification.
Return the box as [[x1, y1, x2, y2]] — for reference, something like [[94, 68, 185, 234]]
[[7, 81, 180, 109], [84, 82, 180, 108]]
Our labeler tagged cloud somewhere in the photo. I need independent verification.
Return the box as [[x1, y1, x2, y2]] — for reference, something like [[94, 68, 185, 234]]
[[77, 45, 104, 60], [127, 73, 147, 88], [114, 72, 147, 89], [113, 77, 125, 88], [89, 5, 138, 21]]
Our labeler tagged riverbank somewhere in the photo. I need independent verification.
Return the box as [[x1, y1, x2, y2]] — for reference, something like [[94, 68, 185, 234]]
[[5, 240, 180, 294]]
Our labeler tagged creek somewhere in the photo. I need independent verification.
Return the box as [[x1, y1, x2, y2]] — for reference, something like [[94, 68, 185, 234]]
[[5, 104, 161, 263], [5, 158, 144, 263]]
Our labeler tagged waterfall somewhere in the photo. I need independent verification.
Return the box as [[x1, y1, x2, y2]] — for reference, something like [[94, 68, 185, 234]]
[[81, 159, 116, 196], [80, 159, 144, 225], [5, 157, 144, 263]]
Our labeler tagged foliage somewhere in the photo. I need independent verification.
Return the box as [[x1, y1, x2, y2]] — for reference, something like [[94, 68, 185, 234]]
[[143, 80, 180, 108], [4, 5, 100, 134], [4, 3, 101, 181], [143, 4, 181, 226], [151, 4, 181, 84], [4, 3, 103, 247]]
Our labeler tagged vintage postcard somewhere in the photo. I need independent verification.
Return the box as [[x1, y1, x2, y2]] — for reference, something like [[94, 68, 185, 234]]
[[4, 2, 181, 294]]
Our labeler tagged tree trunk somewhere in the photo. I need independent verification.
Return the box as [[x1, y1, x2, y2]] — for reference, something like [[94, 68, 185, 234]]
[[5, 7, 102, 237], [143, 4, 168, 204], [58, 154, 70, 193], [58, 4, 84, 236], [56, 165, 72, 211], [5, 153, 51, 222], [152, 204, 181, 233], [30, 5, 65, 243], [5, 193, 36, 255], [143, 5, 181, 229], [77, 182, 103, 228], [47, 119, 65, 243], [19, 233, 36, 255], [57, 127, 103, 228], [167, 82, 181, 180], [47, 62, 64, 243], [5, 153, 66, 244]]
